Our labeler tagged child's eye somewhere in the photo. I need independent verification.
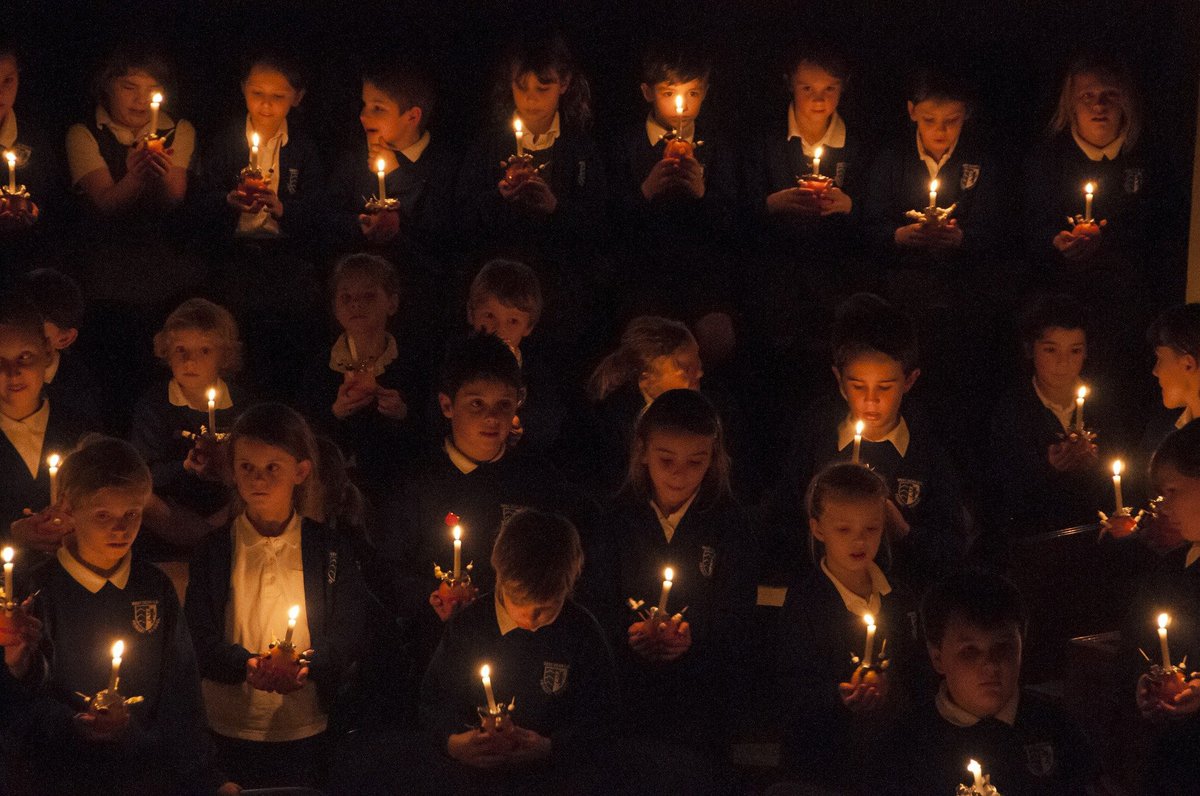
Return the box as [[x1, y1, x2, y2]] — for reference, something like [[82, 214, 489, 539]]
[[201, 347, 212, 356], [267, 463, 280, 473], [95, 512, 111, 522], [469, 399, 485, 410]]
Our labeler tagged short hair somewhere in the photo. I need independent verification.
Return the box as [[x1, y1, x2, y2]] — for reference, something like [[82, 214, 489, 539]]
[[832, 293, 919, 374], [228, 403, 321, 519], [908, 67, 973, 113], [782, 43, 850, 85], [468, 259, 543, 326], [438, 332, 523, 399], [625, 388, 731, 504], [588, 316, 696, 401], [494, 30, 592, 130], [16, 269, 86, 331], [363, 58, 436, 133], [242, 50, 307, 93], [641, 42, 713, 87], [1151, 421, 1200, 482], [921, 569, 1028, 647], [0, 38, 20, 66], [60, 436, 152, 506], [1017, 293, 1089, 357], [492, 509, 583, 602], [152, 298, 242, 375], [329, 253, 401, 298], [0, 293, 48, 343], [1050, 54, 1141, 150], [1147, 304, 1200, 362], [91, 45, 174, 109], [806, 462, 891, 520]]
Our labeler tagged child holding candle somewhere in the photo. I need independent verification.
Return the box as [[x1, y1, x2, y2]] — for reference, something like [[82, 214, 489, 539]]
[[186, 403, 366, 790], [1142, 304, 1200, 456]]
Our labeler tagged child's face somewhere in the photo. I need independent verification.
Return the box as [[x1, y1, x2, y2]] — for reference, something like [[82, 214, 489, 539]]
[[67, 486, 149, 571], [511, 70, 568, 130], [1152, 346, 1198, 410], [907, 98, 967, 159], [105, 69, 164, 129], [1031, 326, 1086, 394], [166, 329, 223, 393], [498, 580, 564, 632], [641, 429, 713, 509], [929, 616, 1022, 719], [640, 342, 703, 400], [641, 79, 708, 127], [242, 66, 304, 133], [835, 353, 917, 436], [1071, 71, 1125, 149], [360, 81, 420, 149], [334, 272, 398, 339], [439, 379, 522, 462], [43, 321, 78, 352], [0, 56, 18, 123], [232, 437, 311, 519], [0, 324, 49, 418], [789, 63, 842, 131], [810, 497, 885, 576], [1156, 462, 1200, 543], [469, 295, 534, 349]]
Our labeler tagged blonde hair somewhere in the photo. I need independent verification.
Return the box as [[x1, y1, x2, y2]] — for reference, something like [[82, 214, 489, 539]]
[[1049, 57, 1140, 150], [153, 298, 242, 375], [468, 259, 543, 326], [588, 316, 695, 401]]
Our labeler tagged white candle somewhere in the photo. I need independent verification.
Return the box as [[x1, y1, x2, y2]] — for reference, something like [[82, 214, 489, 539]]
[[149, 92, 162, 134], [1084, 182, 1094, 221], [250, 132, 260, 169], [928, 179, 939, 212], [452, 524, 462, 580], [284, 604, 300, 646], [4, 151, 14, 193], [812, 145, 823, 177], [1112, 460, 1124, 511], [206, 387, 217, 432], [675, 94, 685, 136], [862, 613, 877, 667], [481, 664, 498, 714], [109, 640, 124, 692], [46, 453, 61, 504], [967, 759, 983, 790], [852, 419, 864, 465], [2, 547, 13, 610], [1158, 613, 1172, 669], [657, 567, 673, 615], [513, 117, 524, 157], [376, 157, 387, 201], [1074, 386, 1087, 432]]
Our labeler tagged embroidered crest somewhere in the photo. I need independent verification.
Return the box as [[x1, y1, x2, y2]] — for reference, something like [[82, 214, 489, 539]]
[[500, 504, 527, 525], [895, 478, 923, 508], [541, 662, 569, 695], [132, 600, 160, 634], [960, 163, 980, 190], [699, 545, 716, 578], [577, 160, 587, 187], [1024, 742, 1056, 777], [834, 161, 847, 188], [1123, 168, 1143, 194], [287, 167, 299, 194], [327, 551, 338, 585]]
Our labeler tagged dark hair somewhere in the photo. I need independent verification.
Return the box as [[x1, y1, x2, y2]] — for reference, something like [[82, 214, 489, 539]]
[[806, 462, 891, 520], [782, 44, 850, 85], [1151, 422, 1200, 481], [438, 332, 523, 399], [832, 293, 919, 374], [493, 30, 592, 130], [1147, 304, 1200, 362], [0, 38, 20, 66], [60, 436, 151, 505], [228, 403, 320, 518], [908, 67, 973, 114], [91, 45, 174, 109], [588, 316, 696, 401], [624, 388, 731, 505], [363, 57, 435, 133], [0, 292, 48, 343], [16, 269, 85, 331], [921, 569, 1028, 647], [1017, 293, 1088, 358], [330, 252, 401, 299], [242, 50, 307, 93], [640, 41, 712, 87], [468, 259, 543, 326], [492, 509, 583, 602]]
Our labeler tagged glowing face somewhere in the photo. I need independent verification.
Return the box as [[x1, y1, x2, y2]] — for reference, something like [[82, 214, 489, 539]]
[[105, 69, 164, 129], [835, 353, 917, 437], [810, 496, 886, 578], [165, 329, 224, 395], [68, 486, 149, 572], [929, 617, 1022, 720], [1156, 462, 1200, 543], [498, 581, 564, 632], [1152, 346, 1198, 410], [907, 98, 967, 160], [642, 79, 708, 129], [439, 379, 523, 463], [232, 436, 311, 520], [641, 342, 703, 400], [333, 272, 398, 340], [1071, 71, 1125, 150], [642, 429, 714, 511], [511, 70, 567, 131], [0, 56, 18, 124], [0, 325, 49, 419], [242, 66, 304, 136], [360, 81, 419, 150], [469, 295, 534, 349], [789, 63, 842, 134], [1032, 327, 1087, 395]]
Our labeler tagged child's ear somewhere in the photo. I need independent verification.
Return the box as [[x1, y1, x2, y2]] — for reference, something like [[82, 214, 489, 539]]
[[438, 393, 454, 419], [902, 368, 921, 393], [639, 83, 655, 104], [404, 105, 422, 129], [808, 517, 824, 542], [293, 459, 313, 485], [1183, 354, 1198, 374], [47, 326, 78, 350], [557, 74, 571, 96], [927, 642, 945, 674], [292, 88, 307, 107], [906, 100, 917, 121]]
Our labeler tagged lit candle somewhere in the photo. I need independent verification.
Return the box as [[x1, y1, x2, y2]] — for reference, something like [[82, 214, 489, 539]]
[[481, 664, 498, 714], [2, 547, 12, 611], [928, 179, 939, 212], [47, 453, 61, 504], [376, 157, 387, 202], [250, 132, 260, 169], [4, 151, 14, 193], [284, 604, 300, 646], [967, 759, 983, 790], [1074, 386, 1087, 432], [674, 94, 685, 136], [206, 387, 217, 432], [1112, 460, 1125, 512], [657, 567, 674, 615], [1157, 612, 1173, 668], [149, 92, 163, 135], [452, 524, 462, 580], [852, 419, 864, 465], [1084, 182, 1094, 221], [513, 117, 524, 158], [862, 613, 877, 667], [812, 145, 823, 178], [109, 640, 124, 693]]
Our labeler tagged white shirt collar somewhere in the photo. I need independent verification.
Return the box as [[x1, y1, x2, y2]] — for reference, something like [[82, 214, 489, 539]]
[[0, 399, 50, 478], [838, 415, 910, 458], [1032, 377, 1077, 433], [495, 592, 519, 636], [443, 437, 504, 476], [519, 113, 560, 152], [936, 680, 1019, 727], [57, 544, 131, 593], [1175, 406, 1194, 430], [819, 557, 891, 617], [916, 130, 956, 180], [1186, 543, 1200, 569], [234, 510, 302, 550], [786, 107, 846, 157], [1072, 129, 1125, 162], [329, 333, 398, 375], [400, 131, 431, 163], [95, 104, 174, 147], [246, 114, 288, 149], [646, 112, 694, 146], [650, 491, 698, 544], [0, 111, 16, 149], [168, 378, 233, 410]]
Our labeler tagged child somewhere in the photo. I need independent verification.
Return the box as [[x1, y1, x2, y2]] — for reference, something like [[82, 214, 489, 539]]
[[185, 403, 366, 790], [775, 463, 921, 790], [898, 569, 1095, 793], [988, 294, 1113, 535], [1142, 303, 1200, 454], [418, 509, 618, 793], [129, 298, 248, 552], [590, 389, 756, 776], [10, 436, 226, 793]]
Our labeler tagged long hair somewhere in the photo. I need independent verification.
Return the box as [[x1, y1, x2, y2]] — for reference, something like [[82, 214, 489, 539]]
[[622, 388, 731, 508], [227, 403, 321, 520], [588, 316, 695, 402], [1049, 55, 1141, 150], [491, 30, 592, 130]]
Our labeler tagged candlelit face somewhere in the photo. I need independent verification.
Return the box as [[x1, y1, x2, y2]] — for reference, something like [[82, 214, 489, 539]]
[[165, 329, 224, 396], [66, 486, 150, 572], [498, 580, 564, 632], [929, 616, 1022, 719], [105, 70, 164, 129], [810, 496, 885, 576], [641, 79, 708, 129], [232, 437, 312, 519], [1071, 72, 1125, 149], [439, 379, 523, 462], [834, 353, 918, 437], [1031, 327, 1087, 394], [334, 272, 399, 339], [1155, 463, 1200, 543], [511, 70, 569, 132], [907, 98, 967, 161], [1152, 346, 1199, 410], [642, 429, 713, 512], [0, 56, 18, 125], [789, 63, 842, 134], [469, 295, 535, 348], [242, 66, 304, 136], [640, 342, 703, 400], [0, 324, 50, 420], [360, 82, 422, 150]]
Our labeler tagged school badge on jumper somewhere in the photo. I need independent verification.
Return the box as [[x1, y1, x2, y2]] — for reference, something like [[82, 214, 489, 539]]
[[1024, 742, 1056, 777], [326, 551, 338, 585], [131, 600, 160, 634], [576, 160, 587, 187], [699, 546, 716, 578], [834, 161, 847, 188], [1123, 168, 1143, 194], [541, 662, 569, 695], [287, 168, 299, 194], [895, 479, 923, 508], [960, 163, 980, 190]]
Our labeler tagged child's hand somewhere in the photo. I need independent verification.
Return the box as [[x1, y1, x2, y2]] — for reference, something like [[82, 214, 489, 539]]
[[375, 387, 408, 420], [4, 599, 43, 680], [654, 620, 692, 662], [507, 724, 553, 763], [1136, 672, 1200, 719], [446, 727, 511, 768], [124, 146, 156, 181], [1047, 439, 1096, 472], [885, 499, 911, 538], [508, 176, 558, 215], [11, 506, 73, 553], [820, 186, 853, 216], [137, 147, 171, 181], [226, 187, 261, 213], [429, 589, 472, 622], [641, 158, 683, 200], [924, 218, 963, 249], [0, 200, 39, 230], [184, 436, 227, 481], [838, 679, 886, 713], [255, 187, 284, 219], [894, 223, 932, 248], [675, 155, 706, 199], [245, 656, 276, 692], [1053, 227, 1103, 262], [332, 379, 377, 419], [74, 703, 130, 742], [358, 209, 401, 243], [270, 661, 310, 695], [766, 187, 821, 216]]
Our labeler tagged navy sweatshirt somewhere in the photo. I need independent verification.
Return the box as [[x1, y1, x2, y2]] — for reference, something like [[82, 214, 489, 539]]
[[0, 399, 92, 526], [44, 349, 103, 433]]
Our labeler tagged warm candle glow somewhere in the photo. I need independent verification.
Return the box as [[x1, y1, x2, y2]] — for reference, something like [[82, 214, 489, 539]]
[[663, 567, 673, 582], [376, 157, 386, 174], [855, 420, 864, 436], [206, 388, 217, 403], [251, 132, 260, 148], [480, 664, 490, 679], [151, 93, 163, 106], [1113, 460, 1123, 477], [1085, 182, 1094, 195], [864, 613, 874, 627], [3, 151, 13, 167], [453, 525, 462, 541], [814, 145, 824, 160], [112, 640, 124, 659], [47, 453, 60, 470], [1159, 613, 1170, 631], [288, 605, 300, 623], [967, 759, 980, 775], [513, 117, 523, 135], [674, 94, 685, 117], [1, 547, 11, 565], [929, 179, 939, 194]]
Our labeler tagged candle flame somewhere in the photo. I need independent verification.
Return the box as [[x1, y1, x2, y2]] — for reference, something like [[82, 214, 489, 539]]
[[112, 640, 124, 659], [814, 145, 824, 159], [513, 117, 523, 135], [967, 759, 981, 775], [206, 387, 217, 402], [663, 567, 674, 582], [288, 604, 300, 622], [1085, 182, 1094, 195], [1113, 460, 1123, 477], [480, 664, 491, 679], [1159, 613, 1170, 630], [929, 179, 939, 193], [452, 525, 462, 541], [47, 453, 60, 469], [3, 151, 13, 166], [151, 92, 163, 105], [675, 94, 685, 116], [251, 132, 260, 148], [863, 613, 875, 628], [854, 419, 865, 436], [376, 157, 386, 173], [1076, 385, 1087, 400], [1, 547, 12, 564]]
